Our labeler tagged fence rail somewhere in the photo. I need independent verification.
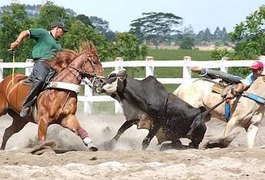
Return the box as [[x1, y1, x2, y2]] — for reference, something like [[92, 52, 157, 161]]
[[0, 57, 258, 113]]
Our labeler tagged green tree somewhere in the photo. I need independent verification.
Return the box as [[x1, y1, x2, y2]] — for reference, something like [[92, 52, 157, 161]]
[[90, 16, 117, 42], [35, 1, 70, 29], [0, 3, 33, 63], [76, 14, 93, 27], [62, 20, 111, 61], [179, 26, 195, 49], [110, 32, 141, 60], [179, 37, 194, 49], [0, 2, 146, 63], [129, 12, 182, 47], [230, 5, 265, 59]]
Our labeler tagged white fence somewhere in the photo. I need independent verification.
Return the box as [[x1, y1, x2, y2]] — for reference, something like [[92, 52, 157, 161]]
[[0, 57, 259, 113]]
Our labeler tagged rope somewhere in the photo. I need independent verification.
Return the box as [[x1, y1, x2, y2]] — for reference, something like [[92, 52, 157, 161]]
[[12, 51, 15, 84]]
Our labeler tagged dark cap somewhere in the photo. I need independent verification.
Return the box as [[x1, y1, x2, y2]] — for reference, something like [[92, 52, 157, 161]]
[[50, 21, 69, 32]]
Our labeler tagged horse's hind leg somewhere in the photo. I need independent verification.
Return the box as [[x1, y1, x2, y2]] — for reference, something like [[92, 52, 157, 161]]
[[61, 115, 98, 151], [1, 109, 28, 150], [0, 92, 8, 116]]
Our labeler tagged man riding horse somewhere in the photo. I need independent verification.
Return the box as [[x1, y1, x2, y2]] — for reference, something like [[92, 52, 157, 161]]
[[192, 60, 264, 100], [174, 60, 265, 148], [9, 21, 69, 117]]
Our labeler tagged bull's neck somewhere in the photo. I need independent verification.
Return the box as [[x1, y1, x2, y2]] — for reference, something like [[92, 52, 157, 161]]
[[122, 78, 146, 106]]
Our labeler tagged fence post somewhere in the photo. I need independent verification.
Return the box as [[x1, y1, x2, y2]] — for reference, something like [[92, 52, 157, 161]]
[[183, 56, 192, 82], [83, 85, 93, 113], [115, 57, 124, 72], [145, 56, 154, 77], [220, 57, 229, 73], [114, 57, 124, 114], [25, 59, 33, 76], [0, 59, 3, 81]]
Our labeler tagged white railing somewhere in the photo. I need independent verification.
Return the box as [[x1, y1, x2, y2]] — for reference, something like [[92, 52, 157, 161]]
[[0, 57, 259, 113]]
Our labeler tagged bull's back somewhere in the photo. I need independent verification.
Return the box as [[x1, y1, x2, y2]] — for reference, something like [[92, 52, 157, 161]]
[[127, 76, 169, 113], [167, 93, 202, 118]]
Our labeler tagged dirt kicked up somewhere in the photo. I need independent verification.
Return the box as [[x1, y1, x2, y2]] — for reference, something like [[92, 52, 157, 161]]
[[1, 114, 265, 179]]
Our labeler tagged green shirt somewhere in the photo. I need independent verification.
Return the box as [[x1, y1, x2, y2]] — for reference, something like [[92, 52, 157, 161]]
[[29, 28, 62, 60]]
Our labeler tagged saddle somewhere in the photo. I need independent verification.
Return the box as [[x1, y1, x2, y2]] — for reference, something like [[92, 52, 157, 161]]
[[212, 82, 237, 98]]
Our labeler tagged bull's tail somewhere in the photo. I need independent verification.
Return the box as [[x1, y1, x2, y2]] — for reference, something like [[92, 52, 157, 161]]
[[187, 109, 207, 137], [188, 98, 227, 137], [186, 109, 207, 146]]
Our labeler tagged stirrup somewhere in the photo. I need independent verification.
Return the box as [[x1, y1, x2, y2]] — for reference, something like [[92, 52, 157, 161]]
[[20, 106, 32, 117]]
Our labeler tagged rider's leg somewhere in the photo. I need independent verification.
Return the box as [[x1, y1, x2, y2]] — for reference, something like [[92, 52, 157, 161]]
[[20, 60, 53, 117]]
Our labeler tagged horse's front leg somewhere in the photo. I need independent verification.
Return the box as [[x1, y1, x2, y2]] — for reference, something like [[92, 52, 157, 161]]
[[203, 116, 239, 149], [61, 114, 98, 151], [38, 115, 50, 144], [142, 121, 161, 150], [246, 114, 262, 148]]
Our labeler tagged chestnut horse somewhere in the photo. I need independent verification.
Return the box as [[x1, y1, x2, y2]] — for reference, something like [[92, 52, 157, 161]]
[[0, 42, 103, 151]]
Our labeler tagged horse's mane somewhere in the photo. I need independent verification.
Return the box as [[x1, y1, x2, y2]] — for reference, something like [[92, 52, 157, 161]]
[[78, 41, 100, 64], [47, 41, 99, 73]]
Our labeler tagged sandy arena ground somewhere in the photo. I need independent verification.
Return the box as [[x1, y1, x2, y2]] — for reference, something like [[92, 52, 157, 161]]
[[0, 108, 265, 180]]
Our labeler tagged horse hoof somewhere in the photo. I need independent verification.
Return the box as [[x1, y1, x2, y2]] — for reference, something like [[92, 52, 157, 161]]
[[89, 146, 98, 152], [203, 140, 221, 149]]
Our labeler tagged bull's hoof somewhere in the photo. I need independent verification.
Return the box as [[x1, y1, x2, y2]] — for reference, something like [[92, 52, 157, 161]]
[[188, 142, 199, 149], [160, 140, 186, 151], [103, 139, 117, 151], [142, 137, 151, 150]]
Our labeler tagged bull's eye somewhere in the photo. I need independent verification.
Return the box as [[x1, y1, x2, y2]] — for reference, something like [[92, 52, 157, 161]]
[[108, 73, 117, 78]]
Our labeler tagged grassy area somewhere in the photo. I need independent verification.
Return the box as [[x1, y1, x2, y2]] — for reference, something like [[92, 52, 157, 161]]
[[147, 48, 213, 60]]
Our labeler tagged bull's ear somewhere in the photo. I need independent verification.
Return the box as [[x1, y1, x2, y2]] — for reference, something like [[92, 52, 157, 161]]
[[117, 73, 127, 92], [117, 70, 127, 81]]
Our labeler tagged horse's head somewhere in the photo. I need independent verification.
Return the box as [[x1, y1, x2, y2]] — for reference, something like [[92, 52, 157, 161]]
[[49, 42, 103, 89], [79, 41, 103, 77]]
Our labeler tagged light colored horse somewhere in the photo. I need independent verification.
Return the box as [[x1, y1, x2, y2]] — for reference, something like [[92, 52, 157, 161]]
[[174, 77, 265, 148]]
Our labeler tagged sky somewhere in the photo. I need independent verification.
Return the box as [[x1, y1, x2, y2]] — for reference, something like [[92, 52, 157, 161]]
[[0, 0, 264, 33]]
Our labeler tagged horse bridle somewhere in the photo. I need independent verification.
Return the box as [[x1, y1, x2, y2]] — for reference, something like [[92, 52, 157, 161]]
[[67, 53, 100, 88]]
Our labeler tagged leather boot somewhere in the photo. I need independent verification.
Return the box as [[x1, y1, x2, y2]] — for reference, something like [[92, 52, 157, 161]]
[[20, 81, 44, 117]]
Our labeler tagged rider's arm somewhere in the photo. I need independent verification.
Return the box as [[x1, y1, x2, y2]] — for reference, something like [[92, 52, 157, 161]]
[[9, 30, 30, 50], [232, 74, 253, 96], [234, 83, 247, 94], [226, 78, 249, 100]]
